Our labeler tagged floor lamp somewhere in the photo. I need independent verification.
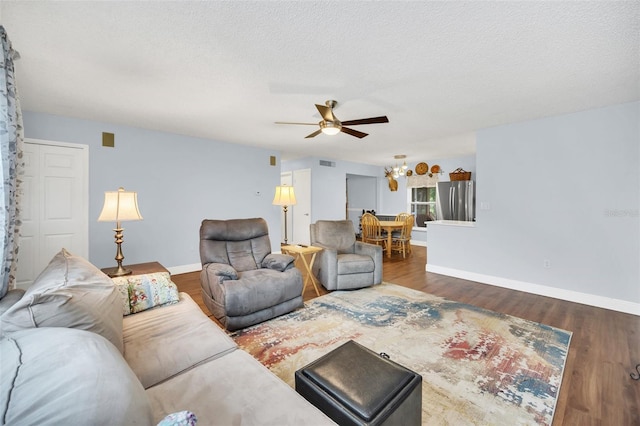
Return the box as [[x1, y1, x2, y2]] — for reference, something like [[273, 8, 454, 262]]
[[272, 185, 297, 245], [98, 187, 143, 277]]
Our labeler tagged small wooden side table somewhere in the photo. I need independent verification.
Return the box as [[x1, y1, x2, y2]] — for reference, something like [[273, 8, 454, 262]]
[[281, 245, 323, 297], [101, 261, 169, 277]]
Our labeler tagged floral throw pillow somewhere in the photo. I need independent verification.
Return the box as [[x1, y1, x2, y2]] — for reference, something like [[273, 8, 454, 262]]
[[112, 272, 179, 316], [157, 411, 197, 426]]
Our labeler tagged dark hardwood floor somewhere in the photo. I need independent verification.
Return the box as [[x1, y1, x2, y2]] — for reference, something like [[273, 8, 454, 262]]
[[172, 247, 640, 425]]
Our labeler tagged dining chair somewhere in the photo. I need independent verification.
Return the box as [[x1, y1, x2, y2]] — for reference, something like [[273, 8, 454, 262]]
[[360, 213, 387, 248], [392, 212, 413, 237], [391, 214, 415, 258]]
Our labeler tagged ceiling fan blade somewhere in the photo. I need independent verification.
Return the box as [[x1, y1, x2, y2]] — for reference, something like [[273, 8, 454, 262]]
[[340, 116, 389, 126], [315, 104, 335, 122], [341, 127, 368, 139], [305, 129, 323, 139], [275, 121, 317, 125]]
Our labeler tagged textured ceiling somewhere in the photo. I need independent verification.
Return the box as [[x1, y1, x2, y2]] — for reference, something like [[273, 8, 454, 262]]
[[2, 1, 639, 166]]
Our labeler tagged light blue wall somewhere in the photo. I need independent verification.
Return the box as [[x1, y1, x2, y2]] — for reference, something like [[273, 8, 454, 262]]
[[379, 155, 477, 244], [23, 112, 283, 270], [284, 155, 477, 244], [346, 175, 377, 213], [428, 101, 640, 308], [379, 154, 477, 213], [282, 157, 382, 223], [284, 155, 477, 221]]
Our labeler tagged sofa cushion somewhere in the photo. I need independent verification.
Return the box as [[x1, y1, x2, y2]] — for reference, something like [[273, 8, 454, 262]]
[[0, 289, 25, 315], [112, 272, 180, 315], [0, 248, 124, 353], [0, 327, 153, 425], [146, 349, 335, 425], [123, 292, 237, 389]]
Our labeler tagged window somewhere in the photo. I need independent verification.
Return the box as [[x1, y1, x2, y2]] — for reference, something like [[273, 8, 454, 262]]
[[408, 187, 437, 227]]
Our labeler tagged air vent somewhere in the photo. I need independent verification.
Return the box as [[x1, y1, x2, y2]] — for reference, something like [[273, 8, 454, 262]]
[[319, 160, 336, 167]]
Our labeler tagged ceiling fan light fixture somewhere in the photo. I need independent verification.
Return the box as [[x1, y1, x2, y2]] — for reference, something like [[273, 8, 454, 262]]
[[320, 120, 342, 136]]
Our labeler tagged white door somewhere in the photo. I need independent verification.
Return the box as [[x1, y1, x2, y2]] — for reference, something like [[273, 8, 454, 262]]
[[16, 140, 88, 289], [291, 168, 311, 245]]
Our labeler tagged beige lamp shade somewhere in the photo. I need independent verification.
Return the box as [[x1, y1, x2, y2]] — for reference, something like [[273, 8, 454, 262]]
[[272, 186, 297, 206], [98, 187, 143, 222]]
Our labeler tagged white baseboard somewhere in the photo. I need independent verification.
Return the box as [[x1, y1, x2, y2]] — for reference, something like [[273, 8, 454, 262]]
[[167, 263, 202, 275], [427, 264, 640, 316], [410, 240, 427, 247]]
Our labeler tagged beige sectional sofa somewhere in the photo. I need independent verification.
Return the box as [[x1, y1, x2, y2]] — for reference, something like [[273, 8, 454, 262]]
[[0, 249, 334, 425]]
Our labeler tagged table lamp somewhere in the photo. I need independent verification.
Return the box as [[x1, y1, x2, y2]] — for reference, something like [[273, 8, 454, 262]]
[[98, 187, 143, 277]]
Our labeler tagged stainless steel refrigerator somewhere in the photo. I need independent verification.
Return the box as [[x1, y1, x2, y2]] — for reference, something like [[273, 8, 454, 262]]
[[436, 181, 475, 221]]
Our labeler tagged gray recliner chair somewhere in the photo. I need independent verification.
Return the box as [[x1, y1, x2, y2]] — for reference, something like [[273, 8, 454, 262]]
[[310, 220, 383, 291], [199, 218, 303, 330]]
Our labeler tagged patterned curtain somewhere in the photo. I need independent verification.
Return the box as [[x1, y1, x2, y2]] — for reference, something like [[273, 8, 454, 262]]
[[0, 26, 24, 298]]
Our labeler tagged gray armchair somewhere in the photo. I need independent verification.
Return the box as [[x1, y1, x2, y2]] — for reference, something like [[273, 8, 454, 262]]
[[310, 220, 383, 291], [199, 218, 303, 331]]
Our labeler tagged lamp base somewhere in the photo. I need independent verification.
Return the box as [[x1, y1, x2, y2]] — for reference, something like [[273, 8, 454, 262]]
[[106, 225, 132, 278], [103, 265, 133, 278]]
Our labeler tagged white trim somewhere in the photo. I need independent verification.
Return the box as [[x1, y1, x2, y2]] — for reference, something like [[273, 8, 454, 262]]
[[167, 263, 201, 275], [25, 137, 87, 150], [427, 264, 640, 316], [428, 220, 476, 227], [410, 239, 427, 247]]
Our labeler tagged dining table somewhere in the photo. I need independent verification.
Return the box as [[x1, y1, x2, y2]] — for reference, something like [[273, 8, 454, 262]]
[[377, 220, 405, 258]]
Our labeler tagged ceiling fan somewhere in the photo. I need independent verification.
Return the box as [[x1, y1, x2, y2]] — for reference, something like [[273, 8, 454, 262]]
[[275, 100, 389, 139]]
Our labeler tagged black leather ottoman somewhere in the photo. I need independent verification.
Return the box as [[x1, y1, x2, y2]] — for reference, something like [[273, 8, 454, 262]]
[[295, 340, 422, 426]]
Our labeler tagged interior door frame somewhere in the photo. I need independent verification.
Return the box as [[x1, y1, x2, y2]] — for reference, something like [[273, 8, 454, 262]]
[[291, 168, 311, 245]]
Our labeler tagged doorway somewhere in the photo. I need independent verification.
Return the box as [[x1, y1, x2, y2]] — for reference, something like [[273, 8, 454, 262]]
[[280, 168, 311, 245], [346, 174, 377, 235], [16, 139, 88, 289]]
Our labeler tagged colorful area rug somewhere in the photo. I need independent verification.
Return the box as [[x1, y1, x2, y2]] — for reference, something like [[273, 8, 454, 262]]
[[233, 283, 571, 426]]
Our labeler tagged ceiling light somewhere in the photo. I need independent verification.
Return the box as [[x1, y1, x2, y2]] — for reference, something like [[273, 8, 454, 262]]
[[320, 120, 342, 136], [391, 155, 408, 177]]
